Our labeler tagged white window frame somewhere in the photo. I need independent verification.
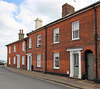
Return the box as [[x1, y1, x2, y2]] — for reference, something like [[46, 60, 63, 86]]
[[22, 56, 25, 65], [14, 45, 16, 52], [9, 57, 11, 65], [9, 46, 11, 53], [37, 54, 41, 67], [72, 21, 79, 40], [22, 42, 25, 51], [14, 57, 16, 64], [29, 38, 31, 48], [37, 34, 41, 47], [53, 52, 59, 69], [53, 28, 59, 44]]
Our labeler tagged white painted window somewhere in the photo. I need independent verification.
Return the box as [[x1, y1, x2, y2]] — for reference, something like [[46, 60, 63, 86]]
[[22, 56, 25, 65], [54, 28, 59, 44], [37, 34, 41, 47], [29, 38, 31, 48], [72, 21, 79, 40], [14, 57, 16, 64], [14, 45, 16, 52], [22, 42, 25, 51], [9, 57, 11, 65], [37, 54, 41, 67], [53, 52, 59, 69], [9, 46, 11, 53]]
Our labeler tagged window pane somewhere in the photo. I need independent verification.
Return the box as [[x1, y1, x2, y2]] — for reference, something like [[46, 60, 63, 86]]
[[54, 28, 59, 43], [54, 52, 59, 68], [73, 30, 79, 39], [72, 21, 79, 39], [37, 54, 41, 67], [37, 35, 41, 47]]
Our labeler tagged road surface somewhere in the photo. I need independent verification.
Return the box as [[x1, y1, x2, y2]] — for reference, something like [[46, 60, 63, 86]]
[[0, 65, 74, 89]]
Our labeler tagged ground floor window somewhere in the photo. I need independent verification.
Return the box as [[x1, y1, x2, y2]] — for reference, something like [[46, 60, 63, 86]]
[[37, 54, 41, 67], [22, 56, 25, 65], [53, 52, 59, 69], [13, 57, 16, 64], [9, 57, 11, 65]]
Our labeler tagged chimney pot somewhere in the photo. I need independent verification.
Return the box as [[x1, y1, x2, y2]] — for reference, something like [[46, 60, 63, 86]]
[[20, 29, 21, 33], [22, 29, 23, 33]]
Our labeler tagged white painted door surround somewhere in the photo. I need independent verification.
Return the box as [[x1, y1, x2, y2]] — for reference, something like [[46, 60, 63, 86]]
[[26, 53, 32, 70], [67, 47, 83, 79], [16, 54, 20, 68]]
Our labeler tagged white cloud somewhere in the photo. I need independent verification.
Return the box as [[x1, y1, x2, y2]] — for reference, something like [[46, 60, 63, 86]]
[[0, 0, 99, 61]]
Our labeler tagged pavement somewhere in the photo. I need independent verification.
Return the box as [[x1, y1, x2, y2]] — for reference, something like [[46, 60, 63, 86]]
[[5, 66, 100, 89]]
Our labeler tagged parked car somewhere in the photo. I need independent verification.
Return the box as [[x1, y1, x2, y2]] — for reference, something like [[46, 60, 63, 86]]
[[0, 62, 4, 65]]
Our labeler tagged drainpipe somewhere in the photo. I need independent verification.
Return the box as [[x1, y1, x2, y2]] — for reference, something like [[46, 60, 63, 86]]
[[45, 26, 47, 73], [93, 6, 98, 80], [25, 39, 27, 70]]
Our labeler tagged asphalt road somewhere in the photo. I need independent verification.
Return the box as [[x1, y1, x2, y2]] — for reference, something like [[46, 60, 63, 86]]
[[0, 65, 74, 89]]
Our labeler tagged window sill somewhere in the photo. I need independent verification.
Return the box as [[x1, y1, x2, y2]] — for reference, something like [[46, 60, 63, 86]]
[[36, 46, 41, 48], [53, 42, 59, 45], [28, 48, 32, 50], [70, 38, 80, 41], [22, 50, 26, 52], [36, 67, 41, 68], [52, 68, 60, 70]]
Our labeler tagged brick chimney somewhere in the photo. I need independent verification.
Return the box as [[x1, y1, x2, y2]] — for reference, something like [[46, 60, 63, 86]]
[[18, 29, 24, 40], [62, 3, 74, 17], [35, 18, 42, 29]]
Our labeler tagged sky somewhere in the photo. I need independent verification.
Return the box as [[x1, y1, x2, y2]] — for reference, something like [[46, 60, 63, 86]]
[[0, 0, 99, 62]]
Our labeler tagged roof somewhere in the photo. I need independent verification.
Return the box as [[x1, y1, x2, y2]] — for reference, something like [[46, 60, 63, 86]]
[[6, 1, 100, 46], [27, 1, 100, 36], [5, 37, 28, 46]]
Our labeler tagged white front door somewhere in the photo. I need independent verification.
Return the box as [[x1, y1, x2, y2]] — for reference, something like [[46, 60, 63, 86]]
[[17, 55, 20, 68]]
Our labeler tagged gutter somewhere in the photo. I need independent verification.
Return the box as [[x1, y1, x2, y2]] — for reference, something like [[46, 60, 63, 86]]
[[93, 6, 98, 80], [45, 26, 47, 73], [25, 39, 27, 70]]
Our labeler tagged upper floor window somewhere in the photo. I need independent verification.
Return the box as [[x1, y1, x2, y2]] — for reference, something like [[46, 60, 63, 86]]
[[22, 42, 25, 51], [14, 45, 16, 52], [9, 46, 11, 53], [13, 57, 16, 64], [72, 21, 79, 40], [54, 28, 59, 44], [37, 54, 41, 67], [53, 52, 59, 69], [37, 34, 41, 47], [29, 38, 31, 48], [22, 56, 25, 65]]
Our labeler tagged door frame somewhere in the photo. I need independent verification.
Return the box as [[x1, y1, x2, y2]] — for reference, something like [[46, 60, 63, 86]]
[[26, 53, 32, 70], [67, 47, 83, 79], [16, 54, 20, 68]]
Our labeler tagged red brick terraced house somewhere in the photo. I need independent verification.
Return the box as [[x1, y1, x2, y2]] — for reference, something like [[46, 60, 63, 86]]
[[6, 1, 100, 83]]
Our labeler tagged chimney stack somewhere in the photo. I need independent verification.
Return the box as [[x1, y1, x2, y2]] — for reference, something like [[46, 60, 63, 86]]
[[35, 18, 42, 29], [62, 3, 74, 17], [19, 29, 24, 40]]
